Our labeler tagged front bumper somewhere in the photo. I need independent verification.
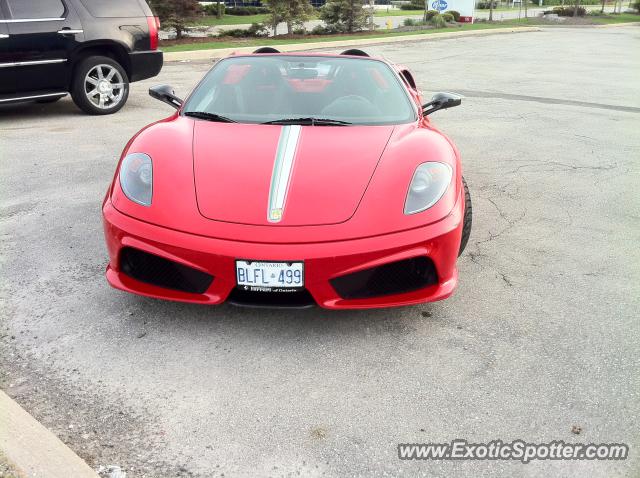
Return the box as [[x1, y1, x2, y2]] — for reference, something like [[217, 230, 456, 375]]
[[128, 50, 163, 83], [102, 198, 463, 309]]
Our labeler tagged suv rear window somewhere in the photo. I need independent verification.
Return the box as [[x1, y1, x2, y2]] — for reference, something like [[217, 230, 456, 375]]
[[79, 0, 145, 18], [6, 0, 65, 19]]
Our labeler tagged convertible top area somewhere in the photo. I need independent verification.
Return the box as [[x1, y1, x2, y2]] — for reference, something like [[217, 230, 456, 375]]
[[183, 52, 417, 125], [252, 47, 371, 57]]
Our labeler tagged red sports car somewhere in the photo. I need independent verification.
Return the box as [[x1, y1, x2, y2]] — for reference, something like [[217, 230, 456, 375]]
[[102, 48, 472, 309]]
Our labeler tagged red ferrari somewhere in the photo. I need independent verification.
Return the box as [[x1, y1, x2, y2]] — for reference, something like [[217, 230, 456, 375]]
[[102, 48, 472, 309]]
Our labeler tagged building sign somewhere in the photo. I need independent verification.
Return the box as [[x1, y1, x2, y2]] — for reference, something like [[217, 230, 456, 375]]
[[431, 0, 448, 11], [432, 0, 475, 22]]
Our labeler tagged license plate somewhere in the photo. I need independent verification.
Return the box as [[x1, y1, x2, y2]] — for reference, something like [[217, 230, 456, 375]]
[[236, 260, 304, 292]]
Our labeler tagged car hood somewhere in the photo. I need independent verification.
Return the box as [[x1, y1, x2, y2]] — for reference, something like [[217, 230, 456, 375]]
[[193, 121, 395, 226]]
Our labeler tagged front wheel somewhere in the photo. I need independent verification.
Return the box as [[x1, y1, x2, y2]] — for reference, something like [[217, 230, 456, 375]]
[[71, 56, 129, 115], [458, 176, 472, 256]]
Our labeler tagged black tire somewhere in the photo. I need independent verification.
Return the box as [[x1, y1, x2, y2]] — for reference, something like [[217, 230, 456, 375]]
[[71, 55, 129, 115], [458, 176, 472, 257]]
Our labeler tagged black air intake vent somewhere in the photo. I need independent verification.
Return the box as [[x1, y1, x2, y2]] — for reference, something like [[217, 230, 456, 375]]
[[330, 257, 438, 300], [120, 247, 213, 294]]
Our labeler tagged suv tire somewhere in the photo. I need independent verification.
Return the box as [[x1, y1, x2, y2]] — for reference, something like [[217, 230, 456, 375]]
[[71, 56, 129, 115]]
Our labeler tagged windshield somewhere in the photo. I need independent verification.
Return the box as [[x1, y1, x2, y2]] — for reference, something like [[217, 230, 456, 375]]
[[182, 55, 417, 126]]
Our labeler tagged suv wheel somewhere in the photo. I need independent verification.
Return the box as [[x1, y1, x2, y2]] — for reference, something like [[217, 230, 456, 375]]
[[71, 56, 129, 115]]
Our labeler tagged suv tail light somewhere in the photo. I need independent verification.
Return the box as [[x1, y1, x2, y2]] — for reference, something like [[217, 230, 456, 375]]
[[147, 16, 160, 50]]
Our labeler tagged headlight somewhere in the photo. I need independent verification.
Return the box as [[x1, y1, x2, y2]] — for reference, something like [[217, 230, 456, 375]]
[[120, 153, 153, 206], [404, 162, 452, 215]]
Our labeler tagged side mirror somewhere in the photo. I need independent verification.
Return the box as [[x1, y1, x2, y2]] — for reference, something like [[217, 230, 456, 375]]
[[422, 92, 462, 116], [149, 85, 183, 109]]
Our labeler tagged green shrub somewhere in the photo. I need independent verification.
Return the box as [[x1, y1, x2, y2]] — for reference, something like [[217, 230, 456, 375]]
[[442, 12, 454, 21], [226, 6, 270, 15], [248, 22, 269, 35], [203, 3, 225, 16], [403, 18, 426, 26], [311, 24, 343, 34], [424, 9, 439, 19], [552, 5, 586, 16], [447, 9, 460, 21], [476, 1, 497, 9], [430, 13, 447, 27], [293, 26, 307, 34], [311, 24, 328, 34], [220, 28, 249, 37], [632, 0, 640, 11], [219, 22, 269, 37], [538, 0, 599, 4], [400, 3, 422, 9]]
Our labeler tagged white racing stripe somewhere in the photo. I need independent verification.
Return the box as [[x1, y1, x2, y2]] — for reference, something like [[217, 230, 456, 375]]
[[268, 125, 302, 223]]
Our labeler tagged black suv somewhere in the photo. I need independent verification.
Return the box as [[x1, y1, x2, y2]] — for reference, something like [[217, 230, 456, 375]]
[[0, 0, 162, 114]]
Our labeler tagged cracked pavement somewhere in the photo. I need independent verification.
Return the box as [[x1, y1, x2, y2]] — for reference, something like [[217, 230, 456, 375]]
[[1, 26, 639, 477]]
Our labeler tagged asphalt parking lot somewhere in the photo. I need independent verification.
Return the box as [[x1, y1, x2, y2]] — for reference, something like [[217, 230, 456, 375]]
[[1, 26, 639, 478]]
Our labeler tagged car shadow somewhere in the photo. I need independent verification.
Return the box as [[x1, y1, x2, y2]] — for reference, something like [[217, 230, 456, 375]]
[[109, 290, 442, 343], [0, 97, 83, 121]]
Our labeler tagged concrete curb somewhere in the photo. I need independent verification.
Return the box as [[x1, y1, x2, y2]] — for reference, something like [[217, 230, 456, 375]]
[[164, 26, 541, 62], [591, 21, 640, 27], [536, 21, 640, 28], [0, 390, 99, 478]]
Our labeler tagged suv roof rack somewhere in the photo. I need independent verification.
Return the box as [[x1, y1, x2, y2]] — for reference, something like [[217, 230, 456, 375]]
[[253, 47, 281, 54], [341, 49, 370, 57]]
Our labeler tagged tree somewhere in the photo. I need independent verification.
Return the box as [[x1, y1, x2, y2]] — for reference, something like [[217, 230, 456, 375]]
[[284, 0, 314, 34], [149, 0, 200, 39], [366, 0, 375, 30], [264, 0, 314, 35], [573, 0, 580, 16], [265, 0, 287, 35], [320, 0, 368, 33]]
